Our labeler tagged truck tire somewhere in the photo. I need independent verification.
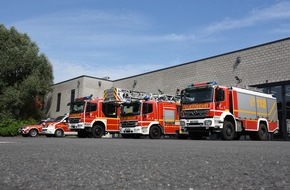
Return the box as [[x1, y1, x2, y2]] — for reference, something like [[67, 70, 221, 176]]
[[257, 123, 269, 140], [149, 125, 161, 139], [91, 125, 104, 138], [29, 129, 38, 137], [55, 129, 64, 137], [221, 121, 235, 140]]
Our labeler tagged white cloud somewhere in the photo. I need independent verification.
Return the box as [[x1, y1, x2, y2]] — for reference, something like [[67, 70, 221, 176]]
[[205, 1, 290, 34], [52, 58, 177, 83], [12, 9, 195, 50]]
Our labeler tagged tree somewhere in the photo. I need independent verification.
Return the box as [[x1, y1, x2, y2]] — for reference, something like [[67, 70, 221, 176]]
[[0, 24, 53, 120]]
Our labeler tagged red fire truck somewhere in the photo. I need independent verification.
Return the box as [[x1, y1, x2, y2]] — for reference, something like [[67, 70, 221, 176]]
[[179, 81, 278, 140], [119, 90, 181, 139], [68, 88, 127, 138]]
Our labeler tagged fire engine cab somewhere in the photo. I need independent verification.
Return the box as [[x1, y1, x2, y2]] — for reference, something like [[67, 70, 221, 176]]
[[119, 90, 181, 139], [179, 81, 278, 140], [68, 88, 127, 138]]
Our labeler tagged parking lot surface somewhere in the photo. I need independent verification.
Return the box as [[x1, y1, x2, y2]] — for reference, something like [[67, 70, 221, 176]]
[[0, 137, 289, 190]]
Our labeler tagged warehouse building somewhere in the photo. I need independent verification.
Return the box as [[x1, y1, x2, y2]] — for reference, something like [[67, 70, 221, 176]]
[[45, 37, 290, 140]]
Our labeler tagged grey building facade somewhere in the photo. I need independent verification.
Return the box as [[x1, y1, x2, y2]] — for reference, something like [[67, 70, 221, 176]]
[[47, 37, 290, 139]]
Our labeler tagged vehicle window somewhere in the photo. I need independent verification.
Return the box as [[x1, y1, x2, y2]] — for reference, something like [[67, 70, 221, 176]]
[[121, 102, 140, 116], [143, 103, 153, 114], [102, 103, 117, 118], [215, 88, 225, 102], [70, 101, 85, 113], [182, 88, 213, 104], [86, 102, 97, 112]]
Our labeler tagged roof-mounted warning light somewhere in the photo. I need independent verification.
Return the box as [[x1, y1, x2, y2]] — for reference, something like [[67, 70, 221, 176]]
[[84, 94, 93, 100], [76, 94, 93, 101], [143, 95, 151, 101], [188, 81, 217, 88]]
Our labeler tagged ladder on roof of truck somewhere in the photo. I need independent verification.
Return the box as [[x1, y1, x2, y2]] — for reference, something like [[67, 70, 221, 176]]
[[123, 90, 179, 102], [104, 87, 180, 103]]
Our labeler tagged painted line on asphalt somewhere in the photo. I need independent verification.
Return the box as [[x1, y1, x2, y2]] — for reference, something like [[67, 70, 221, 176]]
[[0, 141, 16, 144]]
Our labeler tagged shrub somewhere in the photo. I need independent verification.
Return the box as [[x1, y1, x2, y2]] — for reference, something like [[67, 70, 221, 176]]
[[0, 119, 36, 136]]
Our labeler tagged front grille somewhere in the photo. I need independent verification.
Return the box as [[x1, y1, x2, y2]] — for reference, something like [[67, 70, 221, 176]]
[[69, 118, 80, 124], [188, 122, 203, 126], [121, 121, 137, 128], [182, 109, 209, 118]]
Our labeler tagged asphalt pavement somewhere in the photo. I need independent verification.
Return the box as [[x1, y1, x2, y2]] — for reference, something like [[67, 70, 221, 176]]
[[0, 136, 289, 190]]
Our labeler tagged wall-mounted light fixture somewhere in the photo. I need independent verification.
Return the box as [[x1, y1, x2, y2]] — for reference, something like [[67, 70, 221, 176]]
[[98, 81, 102, 87], [235, 76, 242, 84]]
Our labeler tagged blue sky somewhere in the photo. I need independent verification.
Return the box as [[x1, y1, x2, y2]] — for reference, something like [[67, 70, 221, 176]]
[[1, 0, 290, 83]]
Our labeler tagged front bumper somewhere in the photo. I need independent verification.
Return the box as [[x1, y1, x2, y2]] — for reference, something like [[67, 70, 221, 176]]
[[120, 126, 149, 135], [180, 118, 223, 132], [69, 123, 85, 130], [19, 129, 29, 135]]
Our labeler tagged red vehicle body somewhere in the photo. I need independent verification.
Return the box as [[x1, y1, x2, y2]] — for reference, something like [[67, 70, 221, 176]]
[[19, 119, 54, 137], [42, 115, 76, 137], [120, 92, 181, 139], [179, 81, 279, 140], [68, 88, 122, 138]]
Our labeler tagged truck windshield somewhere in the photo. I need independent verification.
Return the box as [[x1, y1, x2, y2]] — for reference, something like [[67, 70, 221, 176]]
[[121, 102, 141, 116], [182, 87, 214, 104], [69, 101, 85, 113]]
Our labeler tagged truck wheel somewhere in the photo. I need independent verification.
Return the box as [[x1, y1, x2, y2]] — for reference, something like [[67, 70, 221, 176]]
[[257, 123, 269, 140], [221, 121, 235, 140], [92, 125, 104, 138], [29, 129, 38, 137], [149, 126, 161, 139], [55, 129, 64, 137]]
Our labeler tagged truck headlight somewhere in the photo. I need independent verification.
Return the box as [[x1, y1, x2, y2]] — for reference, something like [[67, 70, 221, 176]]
[[180, 121, 186, 128], [204, 120, 212, 126]]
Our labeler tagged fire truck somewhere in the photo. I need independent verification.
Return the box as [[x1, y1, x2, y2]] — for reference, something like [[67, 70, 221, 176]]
[[119, 90, 181, 139], [179, 81, 278, 140], [68, 88, 127, 138]]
